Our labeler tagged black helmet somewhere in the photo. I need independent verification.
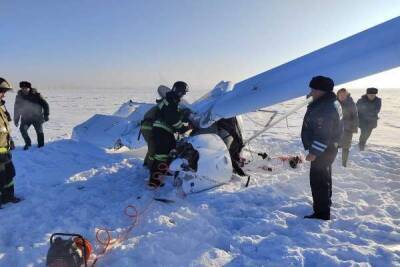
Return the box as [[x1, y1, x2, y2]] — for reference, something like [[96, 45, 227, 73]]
[[0, 77, 12, 92], [172, 81, 189, 98], [19, 81, 32, 88]]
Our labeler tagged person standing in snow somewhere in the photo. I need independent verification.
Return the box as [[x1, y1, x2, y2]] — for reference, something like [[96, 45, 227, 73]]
[[140, 86, 167, 168], [337, 88, 358, 167], [0, 78, 21, 208], [14, 81, 49, 150], [301, 76, 343, 220], [356, 88, 381, 151], [149, 81, 191, 188]]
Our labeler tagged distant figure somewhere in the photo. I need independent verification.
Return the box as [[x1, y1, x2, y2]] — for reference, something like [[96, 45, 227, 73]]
[[0, 77, 21, 208], [14, 81, 49, 150], [356, 88, 381, 151], [149, 81, 191, 187], [337, 88, 358, 167], [301, 76, 343, 220]]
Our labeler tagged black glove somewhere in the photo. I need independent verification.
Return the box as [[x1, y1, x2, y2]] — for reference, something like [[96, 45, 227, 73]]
[[44, 115, 49, 122], [14, 120, 19, 127]]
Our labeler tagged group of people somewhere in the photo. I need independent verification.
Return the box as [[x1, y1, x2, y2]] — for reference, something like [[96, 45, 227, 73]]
[[1, 75, 382, 221], [0, 77, 49, 208], [337, 86, 381, 166], [139, 77, 382, 221], [302, 76, 381, 220]]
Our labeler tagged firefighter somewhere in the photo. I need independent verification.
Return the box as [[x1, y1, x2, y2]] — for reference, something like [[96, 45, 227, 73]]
[[140, 93, 163, 168], [301, 76, 343, 220], [0, 77, 21, 208], [149, 81, 190, 187]]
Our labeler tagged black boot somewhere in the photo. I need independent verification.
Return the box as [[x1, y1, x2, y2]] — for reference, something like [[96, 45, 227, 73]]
[[359, 143, 365, 151], [37, 133, 45, 148], [1, 185, 21, 204], [2, 196, 21, 204], [23, 144, 31, 150], [304, 213, 330, 220], [148, 178, 165, 188]]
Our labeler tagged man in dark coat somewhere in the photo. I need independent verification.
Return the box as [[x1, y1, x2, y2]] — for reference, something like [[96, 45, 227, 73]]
[[0, 78, 21, 208], [301, 76, 343, 220], [356, 88, 381, 151], [149, 81, 190, 187], [14, 81, 49, 150], [337, 88, 358, 167]]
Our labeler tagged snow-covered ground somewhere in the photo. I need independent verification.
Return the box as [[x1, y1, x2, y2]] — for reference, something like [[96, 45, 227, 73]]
[[1, 88, 399, 266]]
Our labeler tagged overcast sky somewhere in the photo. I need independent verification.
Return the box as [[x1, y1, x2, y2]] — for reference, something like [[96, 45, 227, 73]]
[[1, 0, 400, 90]]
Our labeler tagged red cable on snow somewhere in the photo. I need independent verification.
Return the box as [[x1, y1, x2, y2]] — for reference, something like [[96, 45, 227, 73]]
[[90, 163, 169, 266]]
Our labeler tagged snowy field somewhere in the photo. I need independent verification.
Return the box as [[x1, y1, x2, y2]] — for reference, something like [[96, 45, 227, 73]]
[[1, 87, 399, 266]]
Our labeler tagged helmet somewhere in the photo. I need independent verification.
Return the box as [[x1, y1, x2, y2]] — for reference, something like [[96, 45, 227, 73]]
[[0, 77, 12, 92], [172, 81, 189, 98], [19, 81, 32, 88]]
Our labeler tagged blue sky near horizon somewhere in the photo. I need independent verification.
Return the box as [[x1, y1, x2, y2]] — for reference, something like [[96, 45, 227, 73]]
[[1, 0, 400, 90]]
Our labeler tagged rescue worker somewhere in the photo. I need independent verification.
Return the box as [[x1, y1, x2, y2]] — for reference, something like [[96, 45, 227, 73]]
[[337, 88, 358, 167], [14, 81, 49, 150], [149, 81, 190, 187], [356, 88, 381, 151], [301, 76, 343, 220], [140, 90, 164, 168], [0, 78, 20, 208]]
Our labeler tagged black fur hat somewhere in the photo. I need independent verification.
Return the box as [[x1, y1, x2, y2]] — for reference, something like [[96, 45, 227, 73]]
[[366, 87, 378, 94], [309, 76, 334, 92], [19, 81, 32, 88]]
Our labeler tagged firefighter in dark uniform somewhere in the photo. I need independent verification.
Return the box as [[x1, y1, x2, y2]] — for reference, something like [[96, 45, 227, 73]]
[[356, 87, 381, 151], [337, 88, 358, 167], [301, 76, 343, 220], [0, 78, 21, 208], [149, 81, 190, 187], [141, 102, 161, 168]]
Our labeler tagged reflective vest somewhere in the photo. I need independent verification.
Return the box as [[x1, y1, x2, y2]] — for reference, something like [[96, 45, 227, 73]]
[[0, 104, 11, 153]]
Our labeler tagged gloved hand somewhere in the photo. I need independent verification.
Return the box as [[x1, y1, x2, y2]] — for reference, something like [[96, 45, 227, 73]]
[[14, 120, 19, 127], [44, 115, 49, 122]]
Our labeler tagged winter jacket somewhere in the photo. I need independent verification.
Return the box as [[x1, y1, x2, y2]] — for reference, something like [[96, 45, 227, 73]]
[[356, 95, 381, 129], [0, 101, 12, 157], [339, 95, 358, 133], [152, 91, 186, 134], [14, 89, 49, 123], [301, 92, 343, 157]]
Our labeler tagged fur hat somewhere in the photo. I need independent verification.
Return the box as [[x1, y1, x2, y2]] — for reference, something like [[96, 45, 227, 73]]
[[309, 76, 334, 92]]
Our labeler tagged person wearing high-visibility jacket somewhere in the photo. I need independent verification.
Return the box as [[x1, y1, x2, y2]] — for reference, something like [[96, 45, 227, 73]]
[[0, 78, 21, 208], [140, 103, 160, 168], [149, 81, 190, 187]]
